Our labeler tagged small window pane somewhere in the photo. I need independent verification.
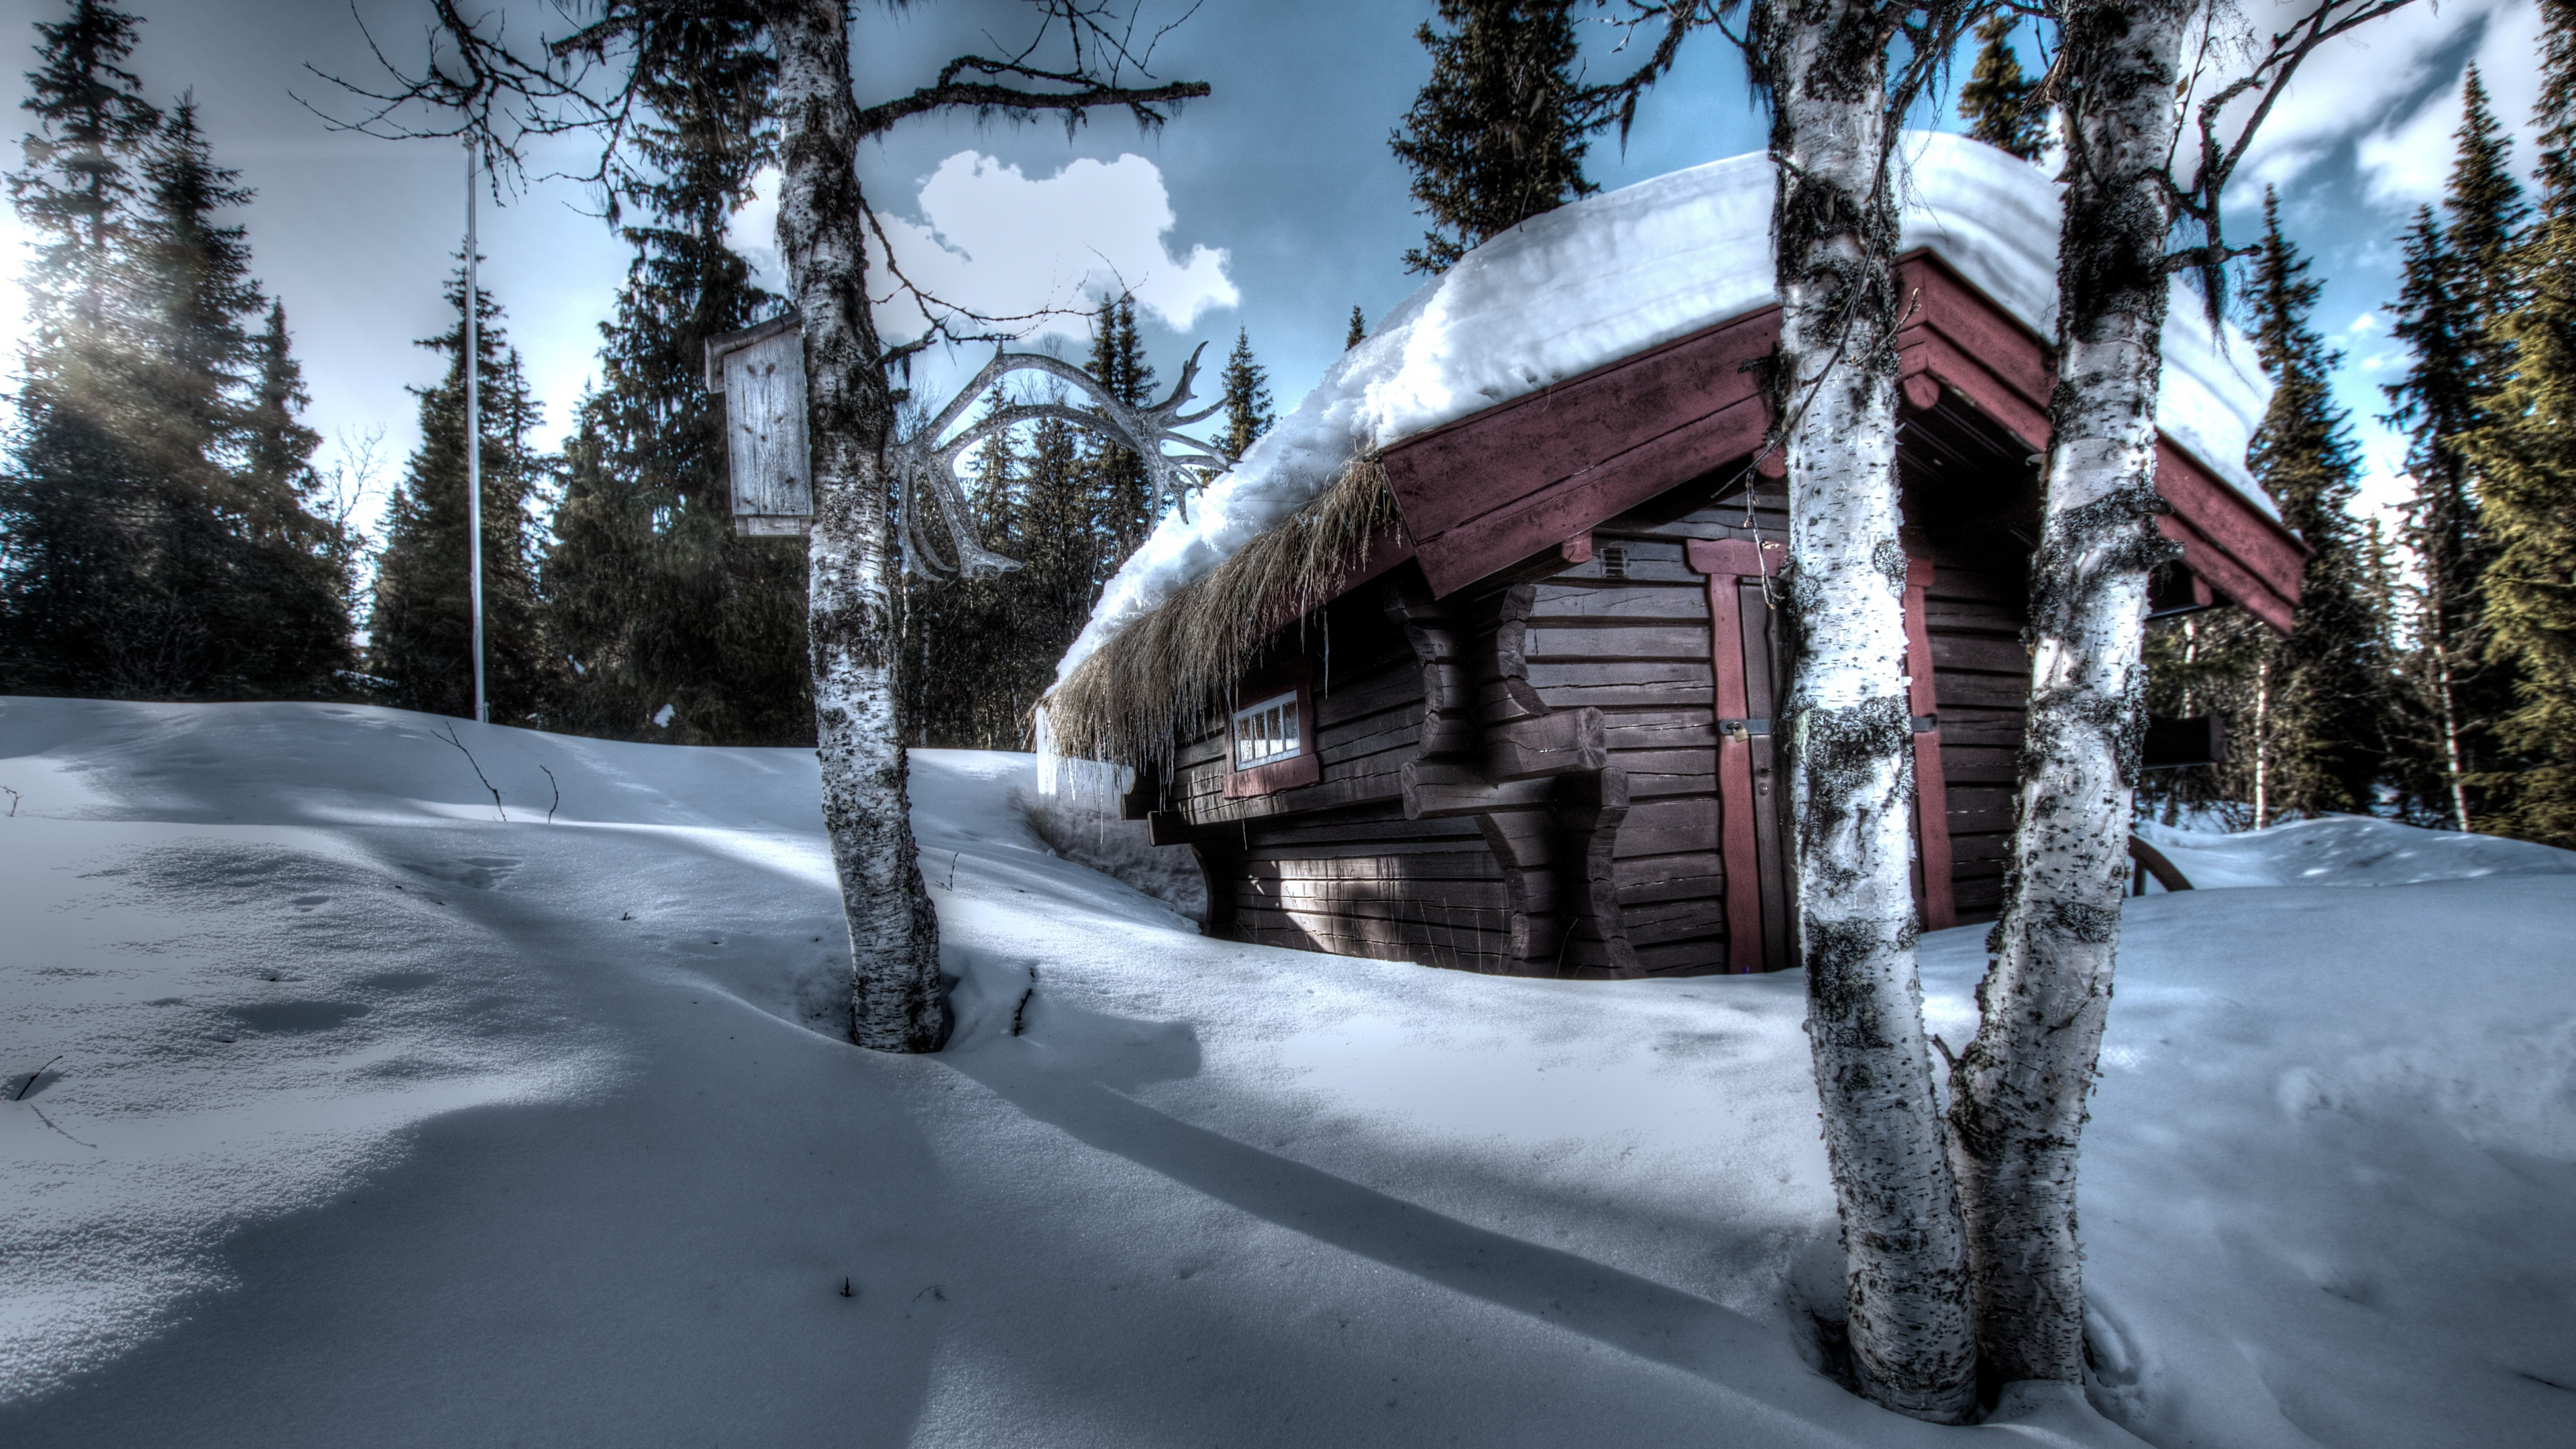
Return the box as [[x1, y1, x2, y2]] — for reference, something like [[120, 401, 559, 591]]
[[1232, 690, 1301, 770]]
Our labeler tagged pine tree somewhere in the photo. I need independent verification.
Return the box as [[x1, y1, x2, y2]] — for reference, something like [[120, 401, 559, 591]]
[[2463, 0, 2576, 845], [1014, 410, 1097, 692], [1084, 293, 1159, 564], [542, 13, 809, 746], [131, 101, 347, 695], [367, 274, 555, 723], [1957, 14, 2049, 162], [233, 298, 356, 690], [1, 21, 345, 700], [1345, 304, 1366, 349], [1217, 327, 1273, 464], [1389, 0, 1597, 273], [11, 0, 155, 338], [2244, 191, 2387, 820], [909, 391, 1028, 747], [2383, 66, 2530, 828], [0, 0, 160, 693]]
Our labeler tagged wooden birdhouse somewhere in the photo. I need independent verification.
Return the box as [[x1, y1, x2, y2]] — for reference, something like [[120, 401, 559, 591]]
[[705, 314, 812, 538]]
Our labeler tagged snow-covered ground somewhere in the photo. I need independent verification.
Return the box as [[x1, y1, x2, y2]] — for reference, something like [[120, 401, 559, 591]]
[[3, 698, 2570, 1447]]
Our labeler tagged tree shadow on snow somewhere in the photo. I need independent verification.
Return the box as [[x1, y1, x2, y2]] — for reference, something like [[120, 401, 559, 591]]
[[938, 965, 1869, 1438]]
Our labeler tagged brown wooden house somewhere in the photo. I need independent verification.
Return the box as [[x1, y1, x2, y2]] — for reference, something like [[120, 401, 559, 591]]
[[1051, 250, 2301, 978]]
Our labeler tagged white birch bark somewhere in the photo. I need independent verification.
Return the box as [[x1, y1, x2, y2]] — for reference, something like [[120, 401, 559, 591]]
[[1945, 0, 2192, 1383], [1760, 0, 1977, 1420], [771, 0, 947, 1052]]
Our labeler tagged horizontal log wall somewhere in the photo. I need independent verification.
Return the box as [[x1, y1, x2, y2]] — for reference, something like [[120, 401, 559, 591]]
[[1545, 486, 1789, 973], [1169, 598, 1514, 971], [1917, 559, 2027, 922], [1161, 463, 2029, 969]]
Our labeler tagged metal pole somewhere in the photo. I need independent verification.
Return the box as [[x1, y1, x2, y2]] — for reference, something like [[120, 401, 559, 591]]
[[464, 138, 486, 725]]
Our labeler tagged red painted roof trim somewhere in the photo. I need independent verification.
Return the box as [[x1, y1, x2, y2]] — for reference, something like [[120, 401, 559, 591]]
[[1375, 249, 2304, 631]]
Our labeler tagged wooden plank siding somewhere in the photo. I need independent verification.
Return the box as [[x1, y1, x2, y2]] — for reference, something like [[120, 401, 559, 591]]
[[1162, 594, 1519, 973], [1527, 527, 1727, 975], [1128, 254, 2302, 975]]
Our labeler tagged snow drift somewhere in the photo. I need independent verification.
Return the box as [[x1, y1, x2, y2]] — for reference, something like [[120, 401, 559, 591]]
[[1056, 132, 2275, 684], [4, 699, 2570, 1448]]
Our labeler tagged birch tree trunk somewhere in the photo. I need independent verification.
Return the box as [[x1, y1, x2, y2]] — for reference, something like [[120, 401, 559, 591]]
[[1760, 0, 1977, 1420], [1945, 0, 2191, 1383], [770, 0, 947, 1052]]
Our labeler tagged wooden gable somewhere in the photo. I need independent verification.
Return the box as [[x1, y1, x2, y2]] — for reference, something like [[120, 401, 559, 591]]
[[1377, 249, 2304, 630]]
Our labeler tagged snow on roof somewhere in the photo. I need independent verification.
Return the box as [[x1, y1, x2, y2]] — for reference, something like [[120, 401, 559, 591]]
[[1055, 131, 2276, 686]]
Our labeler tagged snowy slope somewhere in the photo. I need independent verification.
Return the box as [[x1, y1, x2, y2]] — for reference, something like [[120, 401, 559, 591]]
[[5, 700, 2571, 1448], [1058, 133, 2275, 684], [2135, 814, 2576, 891]]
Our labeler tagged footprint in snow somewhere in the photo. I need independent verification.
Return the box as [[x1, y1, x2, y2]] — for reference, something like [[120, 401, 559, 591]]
[[229, 1000, 371, 1035], [406, 856, 524, 891]]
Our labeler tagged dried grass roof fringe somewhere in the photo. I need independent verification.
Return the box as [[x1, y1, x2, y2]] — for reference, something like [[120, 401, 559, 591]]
[[1046, 455, 1399, 768]]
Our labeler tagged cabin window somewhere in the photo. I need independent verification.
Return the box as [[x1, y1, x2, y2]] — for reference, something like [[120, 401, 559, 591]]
[[1232, 690, 1303, 769], [1223, 661, 1321, 799]]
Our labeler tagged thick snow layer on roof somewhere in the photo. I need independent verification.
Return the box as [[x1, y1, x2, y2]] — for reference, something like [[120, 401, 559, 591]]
[[1057, 131, 2275, 685], [9, 699, 2571, 1446]]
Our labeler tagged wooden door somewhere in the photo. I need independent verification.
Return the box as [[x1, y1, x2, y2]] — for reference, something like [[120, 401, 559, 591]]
[[1686, 539, 1792, 972], [1688, 541, 1960, 970]]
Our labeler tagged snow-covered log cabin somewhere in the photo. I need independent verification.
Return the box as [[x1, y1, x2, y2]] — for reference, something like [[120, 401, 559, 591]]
[[1042, 135, 2302, 977]]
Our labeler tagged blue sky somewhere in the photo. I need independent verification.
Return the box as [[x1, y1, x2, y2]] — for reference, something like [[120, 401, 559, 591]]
[[0, 0, 2543, 538]]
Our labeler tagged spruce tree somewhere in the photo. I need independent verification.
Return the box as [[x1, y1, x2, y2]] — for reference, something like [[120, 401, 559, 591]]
[[908, 392, 1028, 748], [1015, 411, 1098, 695], [1389, 0, 1597, 273], [542, 13, 809, 746], [131, 101, 348, 695], [1957, 14, 2049, 162], [234, 298, 356, 690], [1345, 304, 1366, 349], [2245, 191, 2387, 819], [1217, 327, 1274, 464], [2464, 0, 2576, 845], [2383, 66, 2529, 828], [0, 0, 160, 693], [367, 274, 555, 723], [1084, 293, 1158, 564]]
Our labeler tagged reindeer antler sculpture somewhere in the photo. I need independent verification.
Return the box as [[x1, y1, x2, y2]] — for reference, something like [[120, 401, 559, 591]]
[[893, 343, 1230, 579]]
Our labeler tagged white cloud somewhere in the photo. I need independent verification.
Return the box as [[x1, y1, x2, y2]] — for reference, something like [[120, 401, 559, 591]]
[[2349, 311, 2380, 333], [2353, 0, 2545, 207], [2199, 0, 2538, 210], [727, 152, 1237, 345]]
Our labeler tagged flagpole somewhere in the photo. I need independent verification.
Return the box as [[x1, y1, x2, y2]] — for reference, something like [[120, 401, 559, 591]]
[[464, 136, 486, 725]]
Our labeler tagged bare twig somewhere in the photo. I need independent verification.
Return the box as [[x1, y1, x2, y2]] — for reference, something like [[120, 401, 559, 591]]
[[539, 764, 559, 824], [2163, 0, 2422, 323], [433, 721, 507, 822], [13, 1055, 62, 1102], [1, 786, 18, 817], [308, 0, 1209, 200], [30, 1104, 94, 1148]]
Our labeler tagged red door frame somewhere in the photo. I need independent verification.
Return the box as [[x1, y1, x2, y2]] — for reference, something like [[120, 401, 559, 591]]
[[1903, 558, 1957, 932], [1687, 537, 1786, 973]]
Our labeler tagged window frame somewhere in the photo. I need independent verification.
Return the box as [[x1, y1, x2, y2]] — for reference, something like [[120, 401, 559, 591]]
[[1222, 657, 1320, 798]]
